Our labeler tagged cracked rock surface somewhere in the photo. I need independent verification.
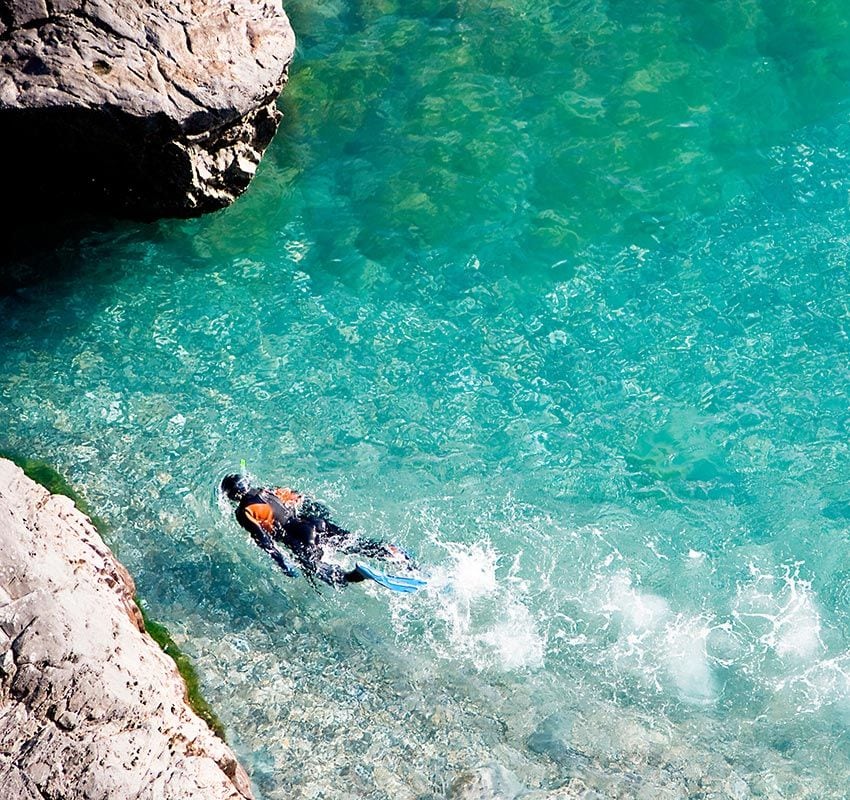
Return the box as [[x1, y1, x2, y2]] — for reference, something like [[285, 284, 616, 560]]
[[0, 0, 295, 219], [0, 458, 254, 800]]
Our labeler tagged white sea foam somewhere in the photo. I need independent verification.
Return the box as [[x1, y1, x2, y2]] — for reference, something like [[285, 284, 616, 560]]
[[724, 563, 846, 722], [604, 571, 670, 631], [663, 613, 716, 703], [590, 569, 717, 704], [414, 542, 545, 671], [732, 565, 825, 665], [480, 601, 546, 670], [777, 652, 850, 720], [775, 591, 822, 662], [215, 488, 234, 517], [442, 544, 499, 600]]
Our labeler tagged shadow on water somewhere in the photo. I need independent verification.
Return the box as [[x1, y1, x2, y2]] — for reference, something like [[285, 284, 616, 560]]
[[0, 106, 305, 299], [0, 214, 149, 292]]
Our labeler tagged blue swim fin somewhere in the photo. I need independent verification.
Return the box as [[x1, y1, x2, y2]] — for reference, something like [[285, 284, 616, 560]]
[[355, 563, 428, 593]]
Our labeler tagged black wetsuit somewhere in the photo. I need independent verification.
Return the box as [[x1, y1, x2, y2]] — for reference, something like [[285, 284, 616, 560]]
[[234, 488, 410, 587]]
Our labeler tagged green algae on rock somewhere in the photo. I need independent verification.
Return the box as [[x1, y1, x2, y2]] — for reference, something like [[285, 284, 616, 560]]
[[0, 450, 108, 534], [138, 602, 227, 741], [0, 457, 252, 798], [0, 450, 226, 741]]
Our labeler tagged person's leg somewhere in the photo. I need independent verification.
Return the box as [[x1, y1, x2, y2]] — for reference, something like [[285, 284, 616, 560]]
[[314, 563, 364, 586], [316, 518, 354, 545], [352, 540, 418, 570]]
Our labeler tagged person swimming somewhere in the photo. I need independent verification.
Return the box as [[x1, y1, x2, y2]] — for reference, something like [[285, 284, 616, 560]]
[[220, 474, 419, 590]]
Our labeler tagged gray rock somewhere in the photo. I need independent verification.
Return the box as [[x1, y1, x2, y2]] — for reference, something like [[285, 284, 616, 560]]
[[0, 458, 253, 799], [518, 779, 605, 800], [0, 0, 295, 220], [450, 762, 526, 800], [526, 712, 580, 765]]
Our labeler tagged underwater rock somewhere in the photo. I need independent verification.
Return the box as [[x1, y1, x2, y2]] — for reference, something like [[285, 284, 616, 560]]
[[0, 458, 253, 799], [526, 712, 580, 765], [0, 0, 295, 221], [518, 778, 605, 800], [449, 762, 525, 800]]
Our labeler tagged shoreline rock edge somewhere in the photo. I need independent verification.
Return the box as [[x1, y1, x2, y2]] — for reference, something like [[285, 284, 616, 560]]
[[0, 0, 296, 219], [0, 457, 254, 800]]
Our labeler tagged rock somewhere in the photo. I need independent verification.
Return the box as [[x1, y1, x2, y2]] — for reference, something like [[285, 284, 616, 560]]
[[518, 778, 605, 800], [526, 712, 581, 766], [0, 0, 295, 221], [722, 773, 752, 800], [0, 457, 253, 799], [450, 762, 525, 800]]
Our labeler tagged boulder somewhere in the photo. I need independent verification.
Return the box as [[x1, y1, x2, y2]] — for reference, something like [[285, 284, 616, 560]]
[[0, 457, 253, 800], [449, 762, 525, 800], [526, 712, 581, 766], [0, 0, 295, 219]]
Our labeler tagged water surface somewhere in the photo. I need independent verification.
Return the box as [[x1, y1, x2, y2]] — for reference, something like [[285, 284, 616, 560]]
[[4, 0, 850, 796]]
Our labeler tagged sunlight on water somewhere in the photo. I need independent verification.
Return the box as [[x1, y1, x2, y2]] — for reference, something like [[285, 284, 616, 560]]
[[3, 0, 850, 797]]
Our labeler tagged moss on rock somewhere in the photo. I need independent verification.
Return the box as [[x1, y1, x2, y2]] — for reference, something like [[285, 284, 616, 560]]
[[137, 602, 227, 741], [0, 450, 108, 533], [0, 450, 226, 741]]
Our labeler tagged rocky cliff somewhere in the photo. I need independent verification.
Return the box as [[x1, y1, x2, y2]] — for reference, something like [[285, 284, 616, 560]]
[[0, 0, 295, 220], [0, 458, 254, 800]]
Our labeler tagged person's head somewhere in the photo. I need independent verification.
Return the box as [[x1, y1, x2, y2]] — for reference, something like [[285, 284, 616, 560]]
[[221, 473, 251, 503]]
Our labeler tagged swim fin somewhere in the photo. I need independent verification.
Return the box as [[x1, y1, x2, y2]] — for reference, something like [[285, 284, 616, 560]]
[[354, 562, 428, 593]]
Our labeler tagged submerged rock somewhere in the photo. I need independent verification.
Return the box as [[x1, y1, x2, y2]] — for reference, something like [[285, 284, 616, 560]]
[[0, 0, 295, 221], [526, 712, 580, 766], [0, 458, 253, 799], [449, 762, 525, 800]]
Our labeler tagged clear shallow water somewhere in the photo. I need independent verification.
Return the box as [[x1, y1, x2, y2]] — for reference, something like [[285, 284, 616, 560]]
[[4, 0, 850, 796]]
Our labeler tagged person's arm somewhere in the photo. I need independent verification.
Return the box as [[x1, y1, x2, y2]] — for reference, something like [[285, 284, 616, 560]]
[[237, 508, 299, 577], [257, 533, 300, 577]]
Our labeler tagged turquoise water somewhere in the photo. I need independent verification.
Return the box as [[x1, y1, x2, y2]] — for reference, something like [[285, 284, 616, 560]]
[[4, 0, 850, 796]]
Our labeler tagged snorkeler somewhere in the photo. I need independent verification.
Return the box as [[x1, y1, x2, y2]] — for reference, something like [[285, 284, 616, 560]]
[[220, 474, 426, 592]]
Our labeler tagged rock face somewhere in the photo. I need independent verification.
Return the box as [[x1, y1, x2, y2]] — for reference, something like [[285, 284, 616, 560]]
[[0, 458, 254, 800], [0, 0, 295, 219]]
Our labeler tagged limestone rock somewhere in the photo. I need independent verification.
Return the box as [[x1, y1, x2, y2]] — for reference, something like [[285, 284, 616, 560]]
[[0, 457, 253, 800], [0, 0, 295, 219], [449, 763, 525, 800], [526, 712, 578, 765]]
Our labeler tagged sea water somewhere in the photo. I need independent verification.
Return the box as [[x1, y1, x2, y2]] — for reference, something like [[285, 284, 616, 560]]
[[3, 0, 850, 796]]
